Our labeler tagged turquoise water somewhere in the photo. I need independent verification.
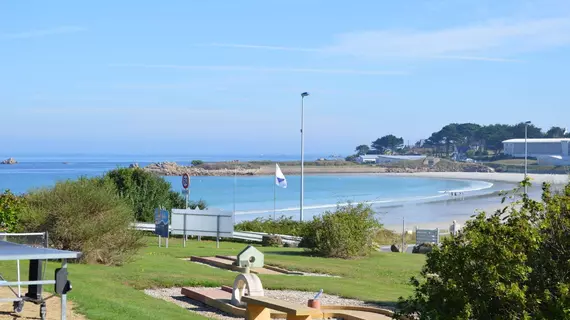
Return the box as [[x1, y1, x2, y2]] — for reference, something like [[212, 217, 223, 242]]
[[0, 154, 497, 225], [162, 175, 492, 219]]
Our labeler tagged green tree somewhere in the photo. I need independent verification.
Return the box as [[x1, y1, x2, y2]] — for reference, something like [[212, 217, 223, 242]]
[[395, 180, 570, 319], [354, 144, 370, 155], [0, 190, 24, 232], [545, 126, 567, 138], [476, 123, 514, 154], [427, 124, 462, 157], [191, 160, 204, 166], [105, 168, 205, 222], [372, 135, 404, 153], [509, 122, 544, 139]]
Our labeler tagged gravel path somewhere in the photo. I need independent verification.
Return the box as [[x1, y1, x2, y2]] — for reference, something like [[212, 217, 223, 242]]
[[144, 287, 387, 320]]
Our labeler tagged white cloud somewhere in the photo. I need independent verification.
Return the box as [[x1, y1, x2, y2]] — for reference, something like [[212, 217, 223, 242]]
[[2, 26, 85, 39], [200, 17, 570, 62], [326, 18, 570, 59], [110, 64, 407, 76]]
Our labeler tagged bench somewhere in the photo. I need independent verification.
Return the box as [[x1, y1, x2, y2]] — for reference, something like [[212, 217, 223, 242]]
[[241, 296, 321, 320]]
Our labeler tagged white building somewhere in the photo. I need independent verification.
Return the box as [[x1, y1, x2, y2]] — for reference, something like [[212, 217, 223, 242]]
[[356, 155, 379, 164], [356, 154, 426, 164], [502, 138, 570, 165]]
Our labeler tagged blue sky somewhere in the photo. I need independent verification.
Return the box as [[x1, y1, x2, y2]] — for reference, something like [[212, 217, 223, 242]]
[[1, 0, 570, 155]]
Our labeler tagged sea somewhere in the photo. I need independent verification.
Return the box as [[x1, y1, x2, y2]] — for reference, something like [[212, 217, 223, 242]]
[[0, 154, 514, 228]]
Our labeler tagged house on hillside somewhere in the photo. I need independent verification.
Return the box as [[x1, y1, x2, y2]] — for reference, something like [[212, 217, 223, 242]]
[[502, 138, 570, 165]]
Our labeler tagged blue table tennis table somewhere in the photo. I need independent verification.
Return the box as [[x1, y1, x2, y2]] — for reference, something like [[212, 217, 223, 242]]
[[0, 239, 81, 320]]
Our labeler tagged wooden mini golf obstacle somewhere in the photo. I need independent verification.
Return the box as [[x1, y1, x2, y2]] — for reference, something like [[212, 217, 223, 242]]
[[181, 271, 398, 320]]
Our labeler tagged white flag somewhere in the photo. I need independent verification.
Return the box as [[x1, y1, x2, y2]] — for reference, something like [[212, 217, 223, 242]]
[[275, 164, 287, 188]]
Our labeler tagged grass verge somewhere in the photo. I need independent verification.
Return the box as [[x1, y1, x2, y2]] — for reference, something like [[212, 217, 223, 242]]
[[0, 237, 424, 319]]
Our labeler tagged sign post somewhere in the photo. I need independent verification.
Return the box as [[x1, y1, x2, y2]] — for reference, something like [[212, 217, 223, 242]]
[[154, 208, 169, 248], [182, 173, 191, 246], [182, 173, 190, 208]]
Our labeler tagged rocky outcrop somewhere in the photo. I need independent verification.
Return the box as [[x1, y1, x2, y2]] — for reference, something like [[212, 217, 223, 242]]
[[129, 163, 140, 168], [1, 158, 17, 165], [143, 162, 259, 176], [391, 243, 406, 253]]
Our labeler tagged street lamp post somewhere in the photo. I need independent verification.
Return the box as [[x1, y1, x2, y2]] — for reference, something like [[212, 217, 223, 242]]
[[524, 121, 531, 194], [300, 92, 309, 222]]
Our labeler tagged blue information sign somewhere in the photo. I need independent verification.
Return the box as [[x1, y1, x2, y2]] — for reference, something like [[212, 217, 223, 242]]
[[154, 208, 169, 238]]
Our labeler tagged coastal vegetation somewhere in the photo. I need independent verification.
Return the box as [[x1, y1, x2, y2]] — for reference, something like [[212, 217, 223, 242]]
[[395, 179, 570, 319], [0, 190, 24, 232], [17, 177, 144, 265], [237, 203, 383, 258], [352, 122, 570, 158], [3, 169, 204, 265], [105, 167, 206, 222], [235, 216, 306, 236], [300, 203, 381, 258]]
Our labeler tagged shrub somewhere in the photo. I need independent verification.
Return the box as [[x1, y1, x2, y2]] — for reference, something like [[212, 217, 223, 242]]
[[104, 167, 205, 222], [262, 235, 283, 247], [300, 203, 381, 258], [235, 216, 307, 236], [191, 160, 204, 166], [374, 228, 416, 246], [395, 179, 570, 319], [18, 178, 143, 265], [0, 190, 24, 232]]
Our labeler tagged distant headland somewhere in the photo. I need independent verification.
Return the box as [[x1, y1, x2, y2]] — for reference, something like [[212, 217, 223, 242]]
[[141, 158, 494, 177]]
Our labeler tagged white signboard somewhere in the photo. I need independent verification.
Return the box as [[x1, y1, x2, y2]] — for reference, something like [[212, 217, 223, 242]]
[[171, 208, 234, 238]]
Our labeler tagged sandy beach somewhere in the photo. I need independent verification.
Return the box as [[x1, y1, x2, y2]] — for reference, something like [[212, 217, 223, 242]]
[[379, 172, 568, 232], [377, 172, 569, 184]]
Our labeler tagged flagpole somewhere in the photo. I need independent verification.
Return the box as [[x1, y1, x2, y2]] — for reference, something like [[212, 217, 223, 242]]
[[300, 92, 309, 222]]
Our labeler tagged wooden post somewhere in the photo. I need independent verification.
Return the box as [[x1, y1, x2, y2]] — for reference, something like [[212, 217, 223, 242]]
[[245, 304, 271, 320], [183, 214, 187, 248]]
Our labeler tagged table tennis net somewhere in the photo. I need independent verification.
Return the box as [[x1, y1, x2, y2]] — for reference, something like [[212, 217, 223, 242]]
[[0, 232, 48, 248]]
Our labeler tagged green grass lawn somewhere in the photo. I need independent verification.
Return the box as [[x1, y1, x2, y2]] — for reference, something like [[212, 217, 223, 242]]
[[0, 237, 425, 319]]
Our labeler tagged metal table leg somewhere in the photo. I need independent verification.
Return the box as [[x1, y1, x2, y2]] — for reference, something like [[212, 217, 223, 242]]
[[61, 259, 67, 320]]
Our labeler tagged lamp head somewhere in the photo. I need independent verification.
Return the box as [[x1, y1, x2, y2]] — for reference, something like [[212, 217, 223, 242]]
[[525, 121, 531, 124], [301, 92, 309, 97]]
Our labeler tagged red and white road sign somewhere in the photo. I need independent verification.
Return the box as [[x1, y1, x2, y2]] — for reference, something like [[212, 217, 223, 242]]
[[182, 173, 190, 189]]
